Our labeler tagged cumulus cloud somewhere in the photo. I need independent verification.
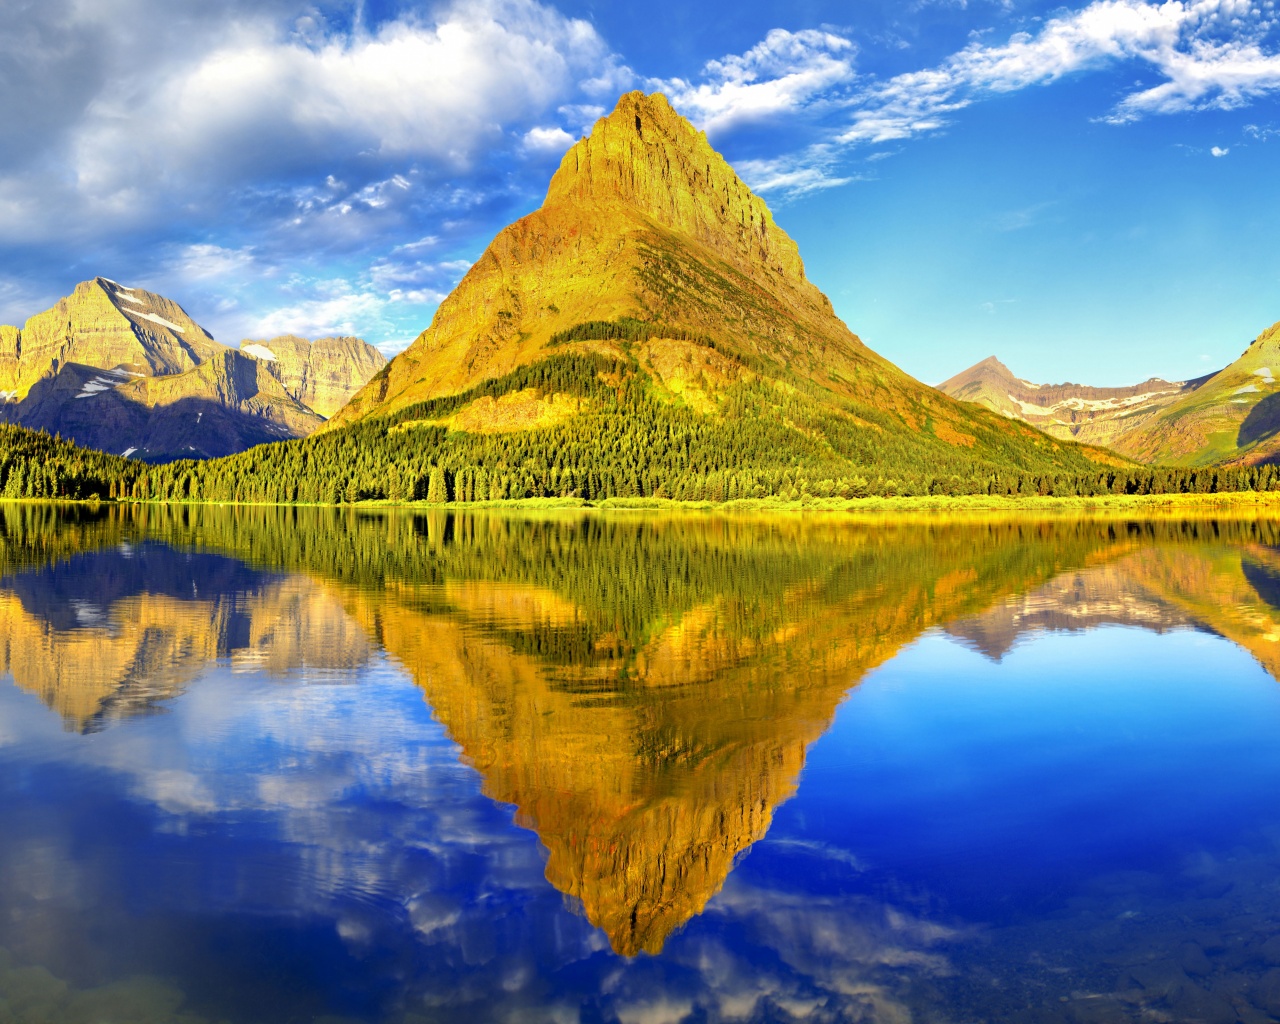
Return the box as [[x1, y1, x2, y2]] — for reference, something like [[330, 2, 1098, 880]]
[[521, 125, 577, 155], [840, 0, 1280, 145], [66, 0, 607, 204], [249, 280, 396, 340], [1211, 144, 1231, 155], [0, 0, 613, 253]]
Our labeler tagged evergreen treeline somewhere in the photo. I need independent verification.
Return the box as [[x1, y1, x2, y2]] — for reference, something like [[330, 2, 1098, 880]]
[[0, 424, 139, 500], [548, 318, 713, 347], [2, 353, 1280, 505]]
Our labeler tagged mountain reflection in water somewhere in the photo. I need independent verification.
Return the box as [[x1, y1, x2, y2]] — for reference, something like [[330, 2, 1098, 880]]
[[3, 504, 1280, 1022]]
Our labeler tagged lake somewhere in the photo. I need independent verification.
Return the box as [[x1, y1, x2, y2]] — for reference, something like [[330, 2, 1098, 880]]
[[2, 504, 1280, 1023]]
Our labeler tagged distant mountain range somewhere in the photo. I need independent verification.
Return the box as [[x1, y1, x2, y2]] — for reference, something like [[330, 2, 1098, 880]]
[[0, 278, 386, 461], [940, 319, 1280, 466]]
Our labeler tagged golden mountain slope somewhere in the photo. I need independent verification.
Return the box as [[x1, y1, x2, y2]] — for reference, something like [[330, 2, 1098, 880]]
[[1116, 320, 1280, 466], [326, 92, 1110, 477], [0, 278, 220, 401]]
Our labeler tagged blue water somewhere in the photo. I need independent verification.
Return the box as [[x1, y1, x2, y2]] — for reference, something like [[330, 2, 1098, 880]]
[[3, 510, 1280, 1022]]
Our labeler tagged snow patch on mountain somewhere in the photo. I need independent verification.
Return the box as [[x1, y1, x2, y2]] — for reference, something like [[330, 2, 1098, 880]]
[[128, 310, 186, 333]]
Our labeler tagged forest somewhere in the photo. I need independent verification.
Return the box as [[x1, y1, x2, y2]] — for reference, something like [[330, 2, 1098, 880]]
[[2, 351, 1280, 505]]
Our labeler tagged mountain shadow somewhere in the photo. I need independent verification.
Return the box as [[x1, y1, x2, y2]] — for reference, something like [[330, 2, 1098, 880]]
[[1238, 391, 1280, 450]]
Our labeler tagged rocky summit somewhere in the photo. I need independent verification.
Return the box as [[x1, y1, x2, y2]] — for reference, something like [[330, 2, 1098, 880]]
[[323, 91, 1113, 487], [0, 279, 385, 461]]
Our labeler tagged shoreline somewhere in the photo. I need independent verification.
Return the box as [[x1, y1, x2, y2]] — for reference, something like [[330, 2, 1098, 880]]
[[10, 491, 1280, 515]]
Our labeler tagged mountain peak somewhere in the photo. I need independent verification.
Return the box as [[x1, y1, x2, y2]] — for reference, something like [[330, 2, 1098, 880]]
[[937, 355, 1018, 394], [544, 91, 806, 283], [974, 355, 1016, 376]]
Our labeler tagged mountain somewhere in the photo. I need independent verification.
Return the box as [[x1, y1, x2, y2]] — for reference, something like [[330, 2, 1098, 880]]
[[0, 279, 383, 461], [937, 356, 1210, 454], [1114, 320, 1280, 466], [320, 91, 1114, 492], [239, 334, 387, 418], [941, 321, 1280, 467]]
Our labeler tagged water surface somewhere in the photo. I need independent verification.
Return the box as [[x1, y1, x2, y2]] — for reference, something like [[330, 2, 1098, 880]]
[[2, 505, 1280, 1022]]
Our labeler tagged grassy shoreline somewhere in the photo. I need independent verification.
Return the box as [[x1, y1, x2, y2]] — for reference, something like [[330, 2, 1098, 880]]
[[11, 491, 1280, 516]]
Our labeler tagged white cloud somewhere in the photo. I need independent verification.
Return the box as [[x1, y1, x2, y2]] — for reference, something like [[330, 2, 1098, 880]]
[[557, 102, 606, 133], [840, 0, 1280, 146], [251, 281, 392, 339], [0, 0, 613, 244], [735, 150, 855, 196], [1211, 144, 1231, 155], [78, 0, 605, 193], [521, 125, 576, 155], [655, 29, 858, 135], [175, 244, 256, 280]]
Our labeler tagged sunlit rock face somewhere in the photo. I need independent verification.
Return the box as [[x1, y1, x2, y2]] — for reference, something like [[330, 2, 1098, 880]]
[[0, 279, 221, 400], [941, 319, 1280, 467], [238, 335, 387, 419], [0, 280, 383, 460], [326, 92, 1080, 474]]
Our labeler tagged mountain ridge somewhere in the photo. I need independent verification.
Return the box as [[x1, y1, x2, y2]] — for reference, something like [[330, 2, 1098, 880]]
[[941, 319, 1280, 466], [0, 280, 385, 460]]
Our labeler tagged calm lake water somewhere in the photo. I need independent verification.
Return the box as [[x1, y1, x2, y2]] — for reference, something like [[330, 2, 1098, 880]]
[[4, 505, 1280, 1023]]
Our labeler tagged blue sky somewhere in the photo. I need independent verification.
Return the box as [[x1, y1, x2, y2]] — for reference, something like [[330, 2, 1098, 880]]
[[2, 0, 1278, 385]]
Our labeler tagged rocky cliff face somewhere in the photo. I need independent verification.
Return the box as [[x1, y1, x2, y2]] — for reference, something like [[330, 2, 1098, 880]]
[[0, 278, 220, 401], [0, 279, 384, 460], [937, 356, 1207, 456], [323, 93, 1104, 478], [239, 335, 387, 418]]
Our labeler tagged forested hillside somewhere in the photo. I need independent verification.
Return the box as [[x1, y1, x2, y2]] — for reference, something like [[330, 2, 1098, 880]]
[[4, 366, 1280, 505]]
